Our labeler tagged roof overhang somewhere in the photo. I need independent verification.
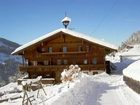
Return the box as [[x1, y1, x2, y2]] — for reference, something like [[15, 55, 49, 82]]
[[12, 28, 118, 55]]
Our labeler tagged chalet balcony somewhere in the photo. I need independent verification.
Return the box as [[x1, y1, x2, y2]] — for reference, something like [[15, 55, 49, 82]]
[[40, 51, 87, 55], [19, 64, 105, 82], [19, 64, 105, 73]]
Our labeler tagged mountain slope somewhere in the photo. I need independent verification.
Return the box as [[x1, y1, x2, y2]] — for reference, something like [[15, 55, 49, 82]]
[[0, 38, 19, 54], [0, 37, 22, 86], [119, 31, 140, 50]]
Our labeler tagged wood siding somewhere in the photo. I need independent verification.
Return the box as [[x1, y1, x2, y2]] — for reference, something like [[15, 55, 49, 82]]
[[19, 32, 109, 82]]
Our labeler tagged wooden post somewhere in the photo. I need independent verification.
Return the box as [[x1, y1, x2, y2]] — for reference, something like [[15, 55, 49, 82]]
[[22, 83, 33, 105], [37, 81, 47, 98]]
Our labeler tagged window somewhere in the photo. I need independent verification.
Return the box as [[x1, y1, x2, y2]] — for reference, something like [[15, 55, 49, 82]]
[[86, 46, 90, 52], [63, 46, 67, 52], [48, 47, 52, 53], [78, 46, 83, 52], [37, 47, 46, 53], [83, 59, 88, 64], [57, 59, 61, 65], [44, 60, 49, 65], [38, 61, 44, 65], [41, 48, 46, 52], [63, 59, 68, 65], [33, 61, 37, 66], [92, 58, 97, 64], [26, 59, 29, 65]]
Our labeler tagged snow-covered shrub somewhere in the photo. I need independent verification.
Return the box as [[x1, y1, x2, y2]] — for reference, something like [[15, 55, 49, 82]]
[[61, 65, 81, 83]]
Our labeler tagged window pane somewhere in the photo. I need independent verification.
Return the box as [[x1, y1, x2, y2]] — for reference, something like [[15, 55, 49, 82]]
[[48, 47, 52, 53], [78, 46, 82, 52], [41, 48, 46, 52], [44, 60, 49, 65], [92, 58, 97, 64], [84, 59, 88, 64], [33, 61, 37, 66], [86, 46, 89, 52], [64, 59, 68, 65], [57, 59, 61, 65], [63, 46, 67, 52]]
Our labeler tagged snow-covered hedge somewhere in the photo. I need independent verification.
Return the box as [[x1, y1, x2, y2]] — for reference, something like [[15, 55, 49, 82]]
[[123, 60, 140, 82], [123, 60, 140, 93]]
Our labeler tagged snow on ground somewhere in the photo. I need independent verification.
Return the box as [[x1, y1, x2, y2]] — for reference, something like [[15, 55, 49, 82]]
[[94, 74, 140, 105], [0, 72, 140, 105], [0, 82, 22, 93], [1, 51, 140, 105]]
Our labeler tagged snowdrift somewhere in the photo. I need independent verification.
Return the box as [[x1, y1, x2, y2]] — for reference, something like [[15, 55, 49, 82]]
[[46, 73, 98, 105], [0, 73, 99, 105]]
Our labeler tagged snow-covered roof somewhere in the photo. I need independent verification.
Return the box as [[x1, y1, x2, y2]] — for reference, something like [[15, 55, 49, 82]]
[[12, 28, 117, 54], [61, 17, 71, 23]]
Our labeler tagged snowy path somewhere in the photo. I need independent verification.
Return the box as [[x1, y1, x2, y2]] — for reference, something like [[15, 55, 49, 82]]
[[93, 74, 140, 105], [0, 73, 140, 105]]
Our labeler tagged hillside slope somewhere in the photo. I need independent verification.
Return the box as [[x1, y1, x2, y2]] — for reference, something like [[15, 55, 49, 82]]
[[0, 37, 22, 86], [119, 31, 140, 50]]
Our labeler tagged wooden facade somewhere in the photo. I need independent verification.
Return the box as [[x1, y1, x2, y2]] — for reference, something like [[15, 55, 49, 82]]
[[12, 29, 117, 83]]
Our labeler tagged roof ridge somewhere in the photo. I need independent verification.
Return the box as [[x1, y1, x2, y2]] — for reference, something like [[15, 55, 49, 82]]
[[12, 28, 117, 54]]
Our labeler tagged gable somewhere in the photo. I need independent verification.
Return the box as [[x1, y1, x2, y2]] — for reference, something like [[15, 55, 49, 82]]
[[12, 28, 117, 55]]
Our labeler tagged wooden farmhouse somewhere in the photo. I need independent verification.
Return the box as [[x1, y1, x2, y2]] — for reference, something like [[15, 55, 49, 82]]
[[12, 28, 117, 83]]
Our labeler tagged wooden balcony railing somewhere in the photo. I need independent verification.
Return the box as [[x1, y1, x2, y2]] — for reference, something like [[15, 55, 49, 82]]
[[41, 51, 87, 55], [19, 64, 105, 73]]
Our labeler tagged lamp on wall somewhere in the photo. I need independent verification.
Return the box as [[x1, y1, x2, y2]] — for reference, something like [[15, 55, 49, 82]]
[[61, 16, 71, 29]]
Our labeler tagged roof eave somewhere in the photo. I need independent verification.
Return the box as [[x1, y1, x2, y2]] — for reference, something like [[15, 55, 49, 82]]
[[11, 28, 118, 55]]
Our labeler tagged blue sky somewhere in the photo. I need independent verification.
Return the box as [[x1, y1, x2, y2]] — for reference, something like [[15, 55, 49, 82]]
[[0, 0, 140, 46]]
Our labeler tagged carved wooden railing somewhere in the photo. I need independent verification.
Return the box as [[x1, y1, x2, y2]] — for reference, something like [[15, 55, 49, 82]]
[[19, 64, 105, 73]]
